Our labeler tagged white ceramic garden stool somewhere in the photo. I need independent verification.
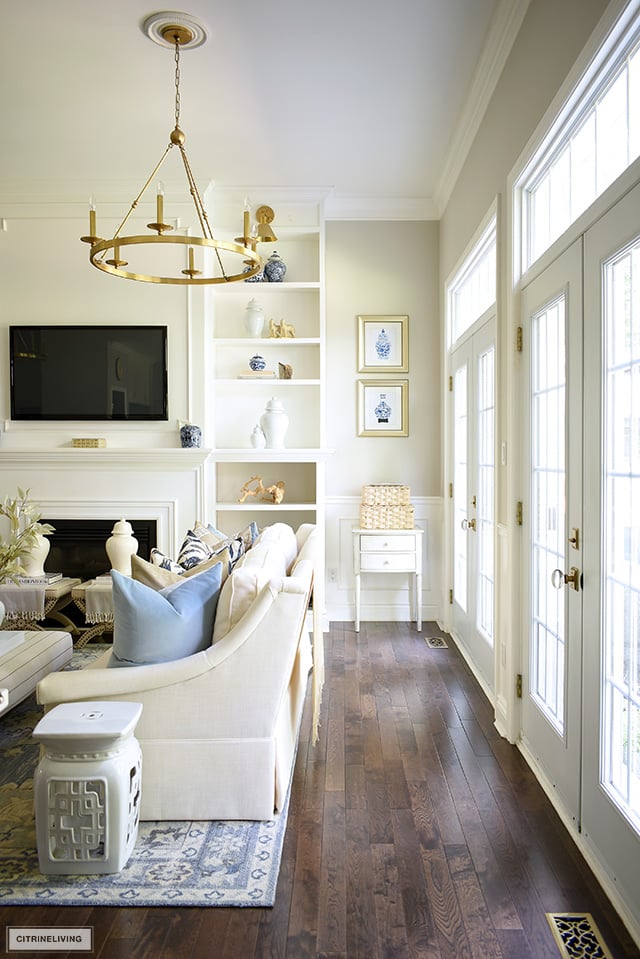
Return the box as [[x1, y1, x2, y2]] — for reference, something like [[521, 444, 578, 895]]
[[32, 700, 143, 875]]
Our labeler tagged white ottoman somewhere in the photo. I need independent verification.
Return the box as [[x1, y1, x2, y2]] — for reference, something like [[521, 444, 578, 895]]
[[32, 701, 143, 875], [0, 630, 73, 715]]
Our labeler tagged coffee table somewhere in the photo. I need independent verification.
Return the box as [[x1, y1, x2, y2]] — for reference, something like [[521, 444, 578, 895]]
[[71, 579, 114, 646], [0, 629, 73, 715], [0, 578, 81, 634]]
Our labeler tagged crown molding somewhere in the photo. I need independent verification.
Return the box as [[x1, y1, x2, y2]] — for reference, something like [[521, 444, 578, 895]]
[[0, 181, 436, 223], [433, 0, 531, 216], [324, 194, 438, 221]]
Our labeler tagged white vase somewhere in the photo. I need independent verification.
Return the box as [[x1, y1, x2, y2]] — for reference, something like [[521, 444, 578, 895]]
[[21, 533, 51, 576], [105, 518, 138, 576], [260, 397, 289, 449], [244, 298, 265, 337], [0, 598, 4, 626], [250, 424, 266, 449]]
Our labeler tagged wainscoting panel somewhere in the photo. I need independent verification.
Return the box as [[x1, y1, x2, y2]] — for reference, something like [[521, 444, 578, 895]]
[[325, 495, 443, 625]]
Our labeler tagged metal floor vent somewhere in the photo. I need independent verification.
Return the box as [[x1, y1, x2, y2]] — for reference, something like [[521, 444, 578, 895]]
[[547, 913, 614, 959], [425, 636, 448, 649]]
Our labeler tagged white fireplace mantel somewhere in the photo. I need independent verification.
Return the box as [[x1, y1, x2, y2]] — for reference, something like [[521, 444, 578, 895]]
[[0, 448, 211, 470], [0, 448, 213, 556]]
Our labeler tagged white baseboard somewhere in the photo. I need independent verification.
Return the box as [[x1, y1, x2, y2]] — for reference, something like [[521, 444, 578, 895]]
[[518, 738, 640, 951]]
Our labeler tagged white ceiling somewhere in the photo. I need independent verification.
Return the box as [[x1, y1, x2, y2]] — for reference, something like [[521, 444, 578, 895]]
[[1, 0, 526, 218]]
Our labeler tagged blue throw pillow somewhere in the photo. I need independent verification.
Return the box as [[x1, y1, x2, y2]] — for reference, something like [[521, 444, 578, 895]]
[[109, 563, 223, 668]]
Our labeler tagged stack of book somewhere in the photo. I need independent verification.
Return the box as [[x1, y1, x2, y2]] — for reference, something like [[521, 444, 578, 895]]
[[237, 370, 276, 379], [14, 572, 64, 585]]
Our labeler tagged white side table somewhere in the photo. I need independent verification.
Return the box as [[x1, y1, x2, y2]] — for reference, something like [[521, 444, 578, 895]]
[[32, 700, 143, 875], [353, 527, 424, 632]]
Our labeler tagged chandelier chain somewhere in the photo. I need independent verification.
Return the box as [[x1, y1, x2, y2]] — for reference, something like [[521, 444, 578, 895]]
[[174, 39, 181, 129]]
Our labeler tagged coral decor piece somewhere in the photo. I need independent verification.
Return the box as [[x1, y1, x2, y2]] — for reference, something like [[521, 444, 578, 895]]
[[238, 475, 286, 504]]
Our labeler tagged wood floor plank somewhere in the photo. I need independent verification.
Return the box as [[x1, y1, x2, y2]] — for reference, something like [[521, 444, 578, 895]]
[[391, 807, 440, 958], [407, 781, 473, 959], [316, 791, 347, 958], [286, 815, 322, 959], [446, 842, 503, 959], [371, 842, 411, 959], [345, 808, 379, 959]]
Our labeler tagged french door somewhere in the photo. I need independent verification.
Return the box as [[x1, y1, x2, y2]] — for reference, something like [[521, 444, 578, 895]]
[[520, 181, 640, 923], [451, 317, 496, 693], [520, 239, 583, 823], [581, 180, 640, 921]]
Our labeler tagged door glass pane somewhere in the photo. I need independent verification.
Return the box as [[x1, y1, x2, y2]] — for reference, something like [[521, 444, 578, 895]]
[[477, 345, 495, 643], [531, 296, 566, 733], [454, 364, 468, 612], [602, 238, 640, 831]]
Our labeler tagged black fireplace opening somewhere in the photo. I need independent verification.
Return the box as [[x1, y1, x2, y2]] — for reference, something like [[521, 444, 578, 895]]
[[43, 518, 157, 582]]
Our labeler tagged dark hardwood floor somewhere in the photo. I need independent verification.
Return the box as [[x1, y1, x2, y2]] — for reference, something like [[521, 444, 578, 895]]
[[1, 621, 639, 958]]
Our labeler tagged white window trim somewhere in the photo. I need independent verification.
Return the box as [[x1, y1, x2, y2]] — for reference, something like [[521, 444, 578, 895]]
[[511, 0, 640, 284], [446, 199, 498, 350]]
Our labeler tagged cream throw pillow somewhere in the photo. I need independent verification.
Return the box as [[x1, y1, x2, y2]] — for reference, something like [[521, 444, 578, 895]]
[[252, 523, 297, 572], [132, 550, 230, 589], [212, 542, 288, 642]]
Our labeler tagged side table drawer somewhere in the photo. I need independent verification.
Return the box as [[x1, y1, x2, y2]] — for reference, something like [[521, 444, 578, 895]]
[[360, 552, 417, 572], [359, 534, 417, 552]]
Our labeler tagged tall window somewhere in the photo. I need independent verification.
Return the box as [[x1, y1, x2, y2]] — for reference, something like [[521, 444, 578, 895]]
[[519, 12, 640, 270], [448, 217, 496, 347]]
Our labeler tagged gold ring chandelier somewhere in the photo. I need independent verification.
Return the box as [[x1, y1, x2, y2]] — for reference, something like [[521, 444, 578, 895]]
[[80, 13, 270, 284]]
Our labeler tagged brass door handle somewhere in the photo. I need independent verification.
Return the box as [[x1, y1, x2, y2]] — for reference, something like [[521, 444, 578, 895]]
[[551, 566, 580, 591], [461, 518, 476, 531]]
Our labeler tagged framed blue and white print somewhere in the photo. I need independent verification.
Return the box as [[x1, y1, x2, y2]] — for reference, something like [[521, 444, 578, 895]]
[[357, 379, 408, 436], [357, 315, 409, 372]]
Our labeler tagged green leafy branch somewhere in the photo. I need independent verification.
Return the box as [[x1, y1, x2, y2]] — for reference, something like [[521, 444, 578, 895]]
[[0, 488, 55, 584]]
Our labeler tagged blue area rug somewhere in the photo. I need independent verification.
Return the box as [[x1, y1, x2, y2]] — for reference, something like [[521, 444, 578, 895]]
[[0, 646, 290, 907]]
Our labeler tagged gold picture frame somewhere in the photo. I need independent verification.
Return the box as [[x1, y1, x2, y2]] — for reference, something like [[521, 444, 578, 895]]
[[357, 379, 409, 437], [358, 314, 409, 372]]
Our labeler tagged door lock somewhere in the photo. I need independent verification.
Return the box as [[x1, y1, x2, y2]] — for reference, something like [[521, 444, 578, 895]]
[[551, 566, 580, 591]]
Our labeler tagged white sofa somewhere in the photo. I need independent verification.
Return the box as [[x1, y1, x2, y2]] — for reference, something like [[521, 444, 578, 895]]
[[36, 523, 320, 822]]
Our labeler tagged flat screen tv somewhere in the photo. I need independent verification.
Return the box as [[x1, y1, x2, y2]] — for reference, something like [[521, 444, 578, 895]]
[[10, 325, 168, 421]]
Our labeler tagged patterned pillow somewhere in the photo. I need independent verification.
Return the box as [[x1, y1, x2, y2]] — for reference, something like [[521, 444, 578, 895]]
[[151, 521, 259, 575], [150, 548, 184, 573], [177, 530, 217, 570]]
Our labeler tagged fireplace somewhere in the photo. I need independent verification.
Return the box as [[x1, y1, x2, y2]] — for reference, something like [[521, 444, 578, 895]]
[[43, 518, 157, 582]]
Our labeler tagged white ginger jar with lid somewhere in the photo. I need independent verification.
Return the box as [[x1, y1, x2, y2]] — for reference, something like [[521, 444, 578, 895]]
[[260, 397, 289, 449], [243, 298, 265, 337], [105, 518, 138, 576]]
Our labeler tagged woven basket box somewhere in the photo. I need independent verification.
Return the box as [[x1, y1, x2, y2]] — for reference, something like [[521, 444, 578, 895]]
[[359, 503, 415, 529], [361, 484, 411, 507]]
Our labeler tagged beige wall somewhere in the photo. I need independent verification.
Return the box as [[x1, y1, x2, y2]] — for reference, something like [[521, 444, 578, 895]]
[[441, 0, 611, 282], [325, 220, 440, 497]]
